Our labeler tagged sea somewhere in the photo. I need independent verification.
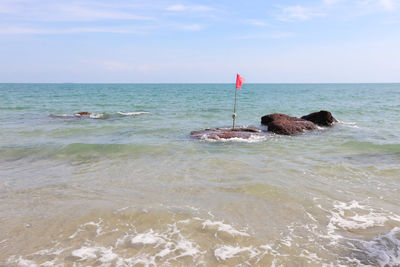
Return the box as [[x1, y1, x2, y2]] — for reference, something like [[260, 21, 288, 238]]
[[0, 83, 399, 266]]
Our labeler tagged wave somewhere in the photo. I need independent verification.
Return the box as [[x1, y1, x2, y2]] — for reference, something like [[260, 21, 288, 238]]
[[88, 113, 109, 119], [117, 111, 149, 116], [49, 113, 109, 119], [337, 120, 359, 128], [356, 227, 400, 266], [49, 111, 149, 120], [5, 209, 260, 266], [49, 113, 75, 118], [314, 199, 400, 266], [3, 203, 400, 266]]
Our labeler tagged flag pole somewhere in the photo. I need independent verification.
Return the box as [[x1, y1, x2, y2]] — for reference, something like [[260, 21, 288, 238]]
[[232, 73, 244, 130], [232, 87, 237, 130]]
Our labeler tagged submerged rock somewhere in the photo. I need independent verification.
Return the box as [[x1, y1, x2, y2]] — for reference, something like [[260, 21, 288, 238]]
[[190, 127, 264, 140], [261, 113, 317, 135], [301, 110, 337, 126]]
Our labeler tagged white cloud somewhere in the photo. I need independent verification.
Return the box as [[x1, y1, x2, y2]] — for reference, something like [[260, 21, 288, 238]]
[[180, 24, 204, 31], [246, 19, 269, 27], [278, 5, 325, 21], [0, 1, 154, 22], [165, 4, 213, 12], [0, 26, 146, 35], [166, 4, 186, 11], [380, 0, 395, 10], [351, 0, 398, 12], [53, 4, 154, 21], [323, 0, 347, 5], [233, 32, 294, 40]]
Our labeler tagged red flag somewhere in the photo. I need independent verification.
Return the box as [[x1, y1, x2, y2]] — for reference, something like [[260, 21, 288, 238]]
[[236, 74, 245, 89]]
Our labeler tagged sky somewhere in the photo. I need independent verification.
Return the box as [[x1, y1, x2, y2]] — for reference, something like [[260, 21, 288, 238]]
[[0, 0, 400, 83]]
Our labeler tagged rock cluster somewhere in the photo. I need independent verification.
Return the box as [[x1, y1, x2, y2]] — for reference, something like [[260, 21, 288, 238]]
[[261, 110, 337, 135], [261, 113, 317, 135], [191, 110, 337, 140]]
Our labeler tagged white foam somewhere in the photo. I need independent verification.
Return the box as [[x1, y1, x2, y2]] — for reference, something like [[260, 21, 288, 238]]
[[84, 219, 104, 235], [7, 256, 38, 267], [15, 209, 396, 266], [200, 134, 267, 143], [299, 249, 322, 264], [50, 113, 108, 119], [49, 113, 75, 118], [202, 220, 250, 237], [89, 113, 105, 119], [71, 246, 98, 260], [71, 246, 117, 262], [98, 247, 118, 263], [130, 230, 164, 245], [214, 245, 257, 261], [68, 228, 82, 239], [117, 111, 149, 116], [328, 200, 388, 231], [34, 246, 68, 256], [116, 256, 156, 267], [170, 239, 201, 260], [338, 120, 359, 128], [69, 219, 104, 239]]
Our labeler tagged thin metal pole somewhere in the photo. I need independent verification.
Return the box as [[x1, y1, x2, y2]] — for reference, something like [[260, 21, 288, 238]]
[[232, 88, 237, 130]]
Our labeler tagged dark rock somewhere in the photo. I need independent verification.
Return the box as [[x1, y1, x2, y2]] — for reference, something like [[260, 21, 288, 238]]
[[261, 113, 317, 135], [190, 127, 264, 140], [301, 110, 337, 126], [75, 112, 91, 116]]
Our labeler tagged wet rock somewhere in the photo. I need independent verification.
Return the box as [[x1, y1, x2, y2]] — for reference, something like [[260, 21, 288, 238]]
[[301, 110, 337, 126], [261, 113, 317, 135], [190, 127, 264, 140], [75, 112, 91, 116]]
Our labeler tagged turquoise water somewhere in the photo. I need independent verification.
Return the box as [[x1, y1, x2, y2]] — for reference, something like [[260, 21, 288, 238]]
[[1, 83, 400, 266]]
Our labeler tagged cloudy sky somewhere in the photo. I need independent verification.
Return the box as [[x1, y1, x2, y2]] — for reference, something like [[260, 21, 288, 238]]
[[0, 0, 399, 83]]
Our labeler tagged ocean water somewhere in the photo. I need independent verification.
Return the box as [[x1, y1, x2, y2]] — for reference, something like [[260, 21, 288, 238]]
[[0, 83, 399, 266]]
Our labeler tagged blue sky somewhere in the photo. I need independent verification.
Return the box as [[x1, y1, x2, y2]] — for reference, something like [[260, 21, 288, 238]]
[[0, 0, 399, 83]]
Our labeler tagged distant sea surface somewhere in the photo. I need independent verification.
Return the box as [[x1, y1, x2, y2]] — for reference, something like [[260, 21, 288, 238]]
[[1, 83, 400, 266]]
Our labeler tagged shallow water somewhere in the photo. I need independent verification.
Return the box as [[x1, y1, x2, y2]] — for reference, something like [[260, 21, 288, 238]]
[[0, 83, 400, 266]]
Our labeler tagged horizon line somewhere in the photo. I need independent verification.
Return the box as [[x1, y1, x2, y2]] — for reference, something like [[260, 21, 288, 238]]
[[1, 82, 400, 85]]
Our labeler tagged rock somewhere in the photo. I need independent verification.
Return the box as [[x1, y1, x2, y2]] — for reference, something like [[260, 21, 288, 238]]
[[75, 112, 91, 116], [301, 110, 337, 126], [261, 113, 317, 135], [231, 126, 261, 133], [190, 127, 264, 140]]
